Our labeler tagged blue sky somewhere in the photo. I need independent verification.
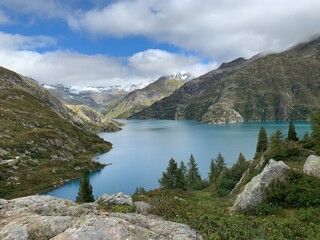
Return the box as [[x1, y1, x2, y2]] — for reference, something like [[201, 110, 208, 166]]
[[0, 0, 319, 87]]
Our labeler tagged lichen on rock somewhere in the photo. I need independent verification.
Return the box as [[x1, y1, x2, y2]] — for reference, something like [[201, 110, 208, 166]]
[[0, 194, 200, 239]]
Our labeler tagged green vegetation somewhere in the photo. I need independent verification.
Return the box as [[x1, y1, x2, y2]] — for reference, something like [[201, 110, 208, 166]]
[[133, 189, 320, 239], [254, 127, 268, 159], [150, 119, 320, 238], [76, 173, 95, 203], [0, 87, 111, 199], [266, 169, 320, 208], [287, 121, 299, 141], [186, 154, 203, 190], [215, 153, 249, 197]]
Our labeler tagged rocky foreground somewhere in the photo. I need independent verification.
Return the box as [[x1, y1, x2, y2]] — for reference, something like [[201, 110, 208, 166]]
[[0, 194, 200, 240]]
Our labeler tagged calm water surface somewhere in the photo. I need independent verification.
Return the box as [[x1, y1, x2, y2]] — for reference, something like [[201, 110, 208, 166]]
[[46, 120, 310, 200]]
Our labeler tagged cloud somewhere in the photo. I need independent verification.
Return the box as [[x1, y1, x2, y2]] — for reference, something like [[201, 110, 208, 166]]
[[0, 10, 11, 24], [69, 0, 320, 61], [0, 33, 213, 87], [0, 32, 56, 51], [128, 49, 216, 79]]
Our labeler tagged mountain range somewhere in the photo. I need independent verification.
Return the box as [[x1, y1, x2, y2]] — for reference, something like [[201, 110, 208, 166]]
[[104, 73, 192, 119], [130, 37, 320, 123]]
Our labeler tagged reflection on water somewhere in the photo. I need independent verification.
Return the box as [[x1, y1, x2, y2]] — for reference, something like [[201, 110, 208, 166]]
[[45, 120, 310, 201]]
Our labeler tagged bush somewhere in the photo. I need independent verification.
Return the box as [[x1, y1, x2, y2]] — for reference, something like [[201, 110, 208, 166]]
[[266, 169, 320, 208]]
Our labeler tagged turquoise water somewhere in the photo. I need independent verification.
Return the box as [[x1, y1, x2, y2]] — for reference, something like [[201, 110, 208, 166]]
[[45, 120, 310, 200]]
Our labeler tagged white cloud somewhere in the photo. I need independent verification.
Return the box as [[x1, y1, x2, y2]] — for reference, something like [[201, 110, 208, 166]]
[[128, 49, 216, 79], [0, 32, 213, 87], [0, 32, 56, 51], [0, 50, 128, 87], [69, 0, 320, 61]]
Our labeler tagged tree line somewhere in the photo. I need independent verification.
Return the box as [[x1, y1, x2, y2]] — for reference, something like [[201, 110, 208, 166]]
[[159, 120, 310, 196]]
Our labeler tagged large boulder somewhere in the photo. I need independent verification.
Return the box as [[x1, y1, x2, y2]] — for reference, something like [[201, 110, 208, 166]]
[[96, 192, 133, 206], [303, 155, 320, 178], [134, 201, 152, 214], [0, 195, 201, 240], [231, 159, 289, 212]]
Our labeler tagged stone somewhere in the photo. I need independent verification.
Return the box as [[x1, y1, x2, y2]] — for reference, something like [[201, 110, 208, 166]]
[[97, 192, 133, 206], [231, 159, 289, 212], [303, 155, 320, 178], [0, 198, 8, 209], [0, 194, 200, 239], [134, 201, 152, 214]]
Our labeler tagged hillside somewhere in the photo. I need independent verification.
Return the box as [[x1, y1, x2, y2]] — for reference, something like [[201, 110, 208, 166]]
[[0, 67, 112, 199], [106, 74, 191, 119], [66, 104, 124, 132], [131, 37, 320, 123]]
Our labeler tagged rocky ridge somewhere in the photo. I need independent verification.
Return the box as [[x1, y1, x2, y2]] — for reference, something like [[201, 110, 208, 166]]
[[132, 37, 320, 123], [106, 73, 192, 119], [0, 195, 200, 240], [65, 104, 123, 132]]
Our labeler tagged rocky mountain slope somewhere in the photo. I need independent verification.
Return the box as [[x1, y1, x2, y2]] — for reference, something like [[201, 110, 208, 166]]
[[43, 84, 128, 111], [131, 37, 320, 123], [65, 104, 123, 132], [106, 73, 192, 119], [0, 67, 112, 199]]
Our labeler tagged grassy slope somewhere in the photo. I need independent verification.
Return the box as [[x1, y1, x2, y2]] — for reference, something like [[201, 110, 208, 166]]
[[133, 151, 319, 239], [134, 188, 319, 239], [0, 88, 111, 199]]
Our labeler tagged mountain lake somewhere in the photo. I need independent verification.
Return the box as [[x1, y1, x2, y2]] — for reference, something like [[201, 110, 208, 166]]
[[45, 120, 311, 200]]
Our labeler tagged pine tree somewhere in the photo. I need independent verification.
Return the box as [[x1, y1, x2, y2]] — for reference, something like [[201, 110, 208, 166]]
[[270, 129, 284, 147], [214, 153, 226, 178], [208, 159, 218, 184], [134, 187, 146, 195], [254, 127, 269, 159], [175, 161, 187, 190], [76, 173, 94, 203], [159, 158, 178, 189], [186, 154, 202, 190], [230, 153, 248, 181], [287, 121, 299, 141]]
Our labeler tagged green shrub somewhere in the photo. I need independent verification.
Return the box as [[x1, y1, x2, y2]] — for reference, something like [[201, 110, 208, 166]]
[[266, 169, 320, 208]]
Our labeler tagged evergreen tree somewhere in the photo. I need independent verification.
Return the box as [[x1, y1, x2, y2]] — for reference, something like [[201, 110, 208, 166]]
[[76, 173, 94, 203], [159, 158, 178, 189], [216, 153, 249, 197], [208, 159, 218, 184], [186, 154, 202, 190], [230, 153, 248, 181], [175, 161, 187, 190], [214, 153, 226, 178], [254, 127, 269, 159], [287, 121, 299, 141], [270, 129, 284, 148], [134, 187, 146, 195]]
